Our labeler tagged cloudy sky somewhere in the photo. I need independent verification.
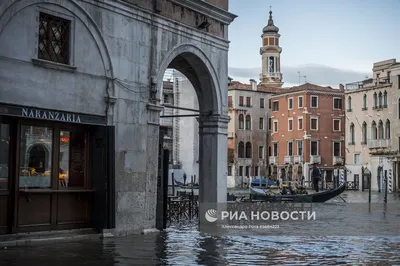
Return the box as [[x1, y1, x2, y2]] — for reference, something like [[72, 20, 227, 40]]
[[228, 0, 400, 88]]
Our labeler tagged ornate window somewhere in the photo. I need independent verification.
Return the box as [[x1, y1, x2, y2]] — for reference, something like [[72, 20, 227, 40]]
[[349, 123, 355, 144], [245, 142, 252, 158], [245, 115, 251, 130], [371, 121, 377, 140], [378, 120, 384, 139], [385, 120, 390, 139], [362, 122, 367, 144], [363, 94, 367, 109], [238, 142, 244, 158], [38, 13, 70, 64], [378, 92, 383, 107], [383, 91, 388, 107], [373, 92, 378, 108], [238, 114, 244, 129]]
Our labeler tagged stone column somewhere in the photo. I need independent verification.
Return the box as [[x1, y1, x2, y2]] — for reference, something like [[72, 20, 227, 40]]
[[197, 115, 230, 203]]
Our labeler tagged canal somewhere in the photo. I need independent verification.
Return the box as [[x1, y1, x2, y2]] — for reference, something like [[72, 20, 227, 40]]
[[1, 191, 400, 265]]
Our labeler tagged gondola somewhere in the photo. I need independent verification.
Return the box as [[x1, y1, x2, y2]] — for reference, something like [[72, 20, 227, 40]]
[[174, 179, 199, 189], [250, 183, 346, 203]]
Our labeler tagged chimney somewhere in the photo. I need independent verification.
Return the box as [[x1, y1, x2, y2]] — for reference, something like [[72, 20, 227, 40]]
[[339, 84, 344, 90], [250, 79, 257, 91]]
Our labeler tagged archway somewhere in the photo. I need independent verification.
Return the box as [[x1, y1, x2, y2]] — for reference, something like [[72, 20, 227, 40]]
[[156, 45, 228, 226]]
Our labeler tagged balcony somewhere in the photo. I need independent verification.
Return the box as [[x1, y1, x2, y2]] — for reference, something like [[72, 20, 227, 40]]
[[310, 155, 321, 164], [294, 155, 303, 164], [333, 156, 343, 165], [367, 139, 391, 149], [284, 156, 293, 164], [269, 156, 277, 165]]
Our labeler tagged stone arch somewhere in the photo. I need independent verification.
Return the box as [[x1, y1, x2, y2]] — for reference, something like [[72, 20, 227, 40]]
[[156, 43, 222, 115], [0, 0, 115, 92]]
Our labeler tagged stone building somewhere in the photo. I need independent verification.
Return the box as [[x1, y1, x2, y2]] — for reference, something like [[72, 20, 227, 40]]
[[227, 80, 277, 187], [269, 84, 345, 184], [345, 59, 400, 192], [0, 0, 235, 236]]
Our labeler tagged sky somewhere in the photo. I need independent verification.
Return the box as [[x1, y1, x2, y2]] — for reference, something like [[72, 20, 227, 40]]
[[227, 0, 400, 88]]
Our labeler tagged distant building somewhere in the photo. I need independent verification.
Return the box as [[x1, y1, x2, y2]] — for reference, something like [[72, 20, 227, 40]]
[[227, 80, 277, 187], [269, 84, 345, 185], [345, 59, 400, 192], [160, 70, 199, 183]]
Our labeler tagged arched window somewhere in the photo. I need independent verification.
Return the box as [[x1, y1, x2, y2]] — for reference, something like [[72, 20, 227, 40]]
[[385, 119, 391, 139], [373, 92, 378, 108], [378, 92, 383, 107], [371, 121, 377, 140], [378, 120, 384, 139], [362, 122, 367, 144], [245, 115, 251, 130], [363, 94, 367, 109], [350, 123, 355, 144], [245, 142, 252, 158], [383, 91, 388, 107], [238, 141, 244, 158], [238, 114, 244, 129], [348, 96, 352, 111]]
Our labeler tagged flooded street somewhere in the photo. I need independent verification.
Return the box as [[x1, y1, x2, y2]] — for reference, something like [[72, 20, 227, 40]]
[[1, 191, 400, 265]]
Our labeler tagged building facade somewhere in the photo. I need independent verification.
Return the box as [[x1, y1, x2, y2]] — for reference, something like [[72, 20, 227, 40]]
[[227, 80, 277, 187], [269, 84, 345, 184], [345, 59, 400, 192], [0, 0, 235, 236]]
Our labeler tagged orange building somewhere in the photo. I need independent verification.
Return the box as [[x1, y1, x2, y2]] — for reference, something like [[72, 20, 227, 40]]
[[268, 83, 345, 184]]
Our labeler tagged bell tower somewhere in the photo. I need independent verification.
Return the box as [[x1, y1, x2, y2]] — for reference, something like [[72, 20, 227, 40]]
[[260, 7, 283, 87]]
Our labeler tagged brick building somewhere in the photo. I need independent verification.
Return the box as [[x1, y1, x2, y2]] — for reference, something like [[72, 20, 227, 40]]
[[269, 84, 345, 184]]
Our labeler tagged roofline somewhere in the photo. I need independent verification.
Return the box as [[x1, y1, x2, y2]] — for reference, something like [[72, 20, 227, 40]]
[[270, 90, 344, 98]]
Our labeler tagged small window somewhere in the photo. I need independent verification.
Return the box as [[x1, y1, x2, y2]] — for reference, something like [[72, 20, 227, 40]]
[[259, 117, 264, 130], [298, 96, 303, 108], [273, 120, 278, 133], [310, 117, 318, 130], [239, 96, 244, 106], [311, 96, 318, 108], [239, 166, 243, 176], [238, 114, 244, 129], [288, 98, 293, 110], [38, 13, 71, 64], [288, 141, 293, 156], [258, 146, 264, 159], [333, 142, 340, 157], [354, 154, 360, 165], [273, 142, 278, 156], [268, 118, 272, 131], [298, 117, 303, 130], [227, 166, 232, 176], [288, 118, 293, 131], [246, 97, 251, 107], [333, 119, 341, 131], [260, 98, 265, 108], [245, 115, 251, 130], [334, 98, 342, 110], [273, 101, 279, 111], [228, 96, 232, 107], [245, 166, 250, 177], [297, 140, 303, 155], [254, 166, 259, 176], [310, 141, 318, 156]]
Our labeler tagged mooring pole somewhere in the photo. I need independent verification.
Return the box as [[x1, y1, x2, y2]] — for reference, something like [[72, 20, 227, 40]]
[[368, 173, 371, 203], [172, 172, 175, 196], [384, 170, 388, 204]]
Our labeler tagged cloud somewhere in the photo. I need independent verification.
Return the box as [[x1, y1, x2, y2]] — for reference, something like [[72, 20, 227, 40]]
[[229, 64, 370, 87]]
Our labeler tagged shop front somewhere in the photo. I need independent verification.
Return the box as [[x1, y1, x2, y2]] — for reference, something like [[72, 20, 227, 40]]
[[0, 103, 115, 235]]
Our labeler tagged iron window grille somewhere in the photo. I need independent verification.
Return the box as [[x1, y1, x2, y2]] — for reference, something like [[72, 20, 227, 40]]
[[38, 13, 70, 64]]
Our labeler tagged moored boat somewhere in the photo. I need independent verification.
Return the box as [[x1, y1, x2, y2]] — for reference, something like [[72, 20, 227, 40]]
[[250, 183, 346, 203]]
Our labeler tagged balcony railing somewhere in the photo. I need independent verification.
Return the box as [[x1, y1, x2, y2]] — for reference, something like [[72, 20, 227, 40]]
[[333, 156, 343, 165], [259, 73, 282, 79], [345, 77, 391, 90], [284, 156, 293, 164], [294, 155, 303, 164], [310, 155, 321, 164], [269, 156, 277, 165], [367, 139, 391, 149]]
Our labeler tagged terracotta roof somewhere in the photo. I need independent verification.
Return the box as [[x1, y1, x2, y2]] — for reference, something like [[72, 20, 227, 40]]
[[228, 81, 283, 94], [228, 81, 344, 95]]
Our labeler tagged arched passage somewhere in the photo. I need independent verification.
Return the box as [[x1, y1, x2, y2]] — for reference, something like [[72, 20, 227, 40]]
[[157, 44, 229, 207]]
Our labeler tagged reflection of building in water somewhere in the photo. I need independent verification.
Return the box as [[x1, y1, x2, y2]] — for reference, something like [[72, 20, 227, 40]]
[[160, 70, 199, 183]]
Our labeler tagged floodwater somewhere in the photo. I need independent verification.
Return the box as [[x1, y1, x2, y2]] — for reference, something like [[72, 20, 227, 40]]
[[1, 191, 400, 265]]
